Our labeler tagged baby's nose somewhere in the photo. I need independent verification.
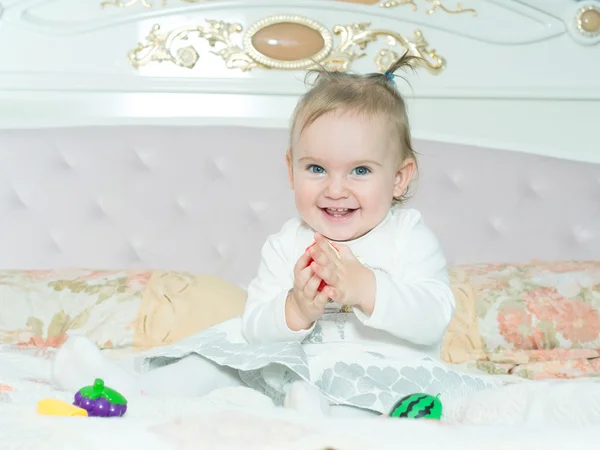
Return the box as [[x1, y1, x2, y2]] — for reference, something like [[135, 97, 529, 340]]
[[325, 177, 349, 198]]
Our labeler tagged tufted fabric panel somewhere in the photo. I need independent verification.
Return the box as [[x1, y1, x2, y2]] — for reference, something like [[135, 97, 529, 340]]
[[0, 126, 598, 288]]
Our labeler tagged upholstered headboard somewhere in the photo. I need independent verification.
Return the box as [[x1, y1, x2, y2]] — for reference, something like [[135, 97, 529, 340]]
[[0, 0, 598, 286], [0, 126, 597, 288]]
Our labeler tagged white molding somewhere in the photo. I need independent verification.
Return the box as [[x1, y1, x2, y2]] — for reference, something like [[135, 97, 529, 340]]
[[4, 0, 566, 44], [0, 73, 598, 100], [0, 91, 597, 165]]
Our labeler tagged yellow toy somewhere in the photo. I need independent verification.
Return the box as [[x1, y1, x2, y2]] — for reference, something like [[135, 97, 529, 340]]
[[37, 398, 88, 417]]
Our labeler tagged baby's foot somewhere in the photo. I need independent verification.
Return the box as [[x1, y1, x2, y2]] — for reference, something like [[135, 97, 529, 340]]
[[52, 336, 97, 392], [284, 381, 330, 417], [51, 336, 139, 398]]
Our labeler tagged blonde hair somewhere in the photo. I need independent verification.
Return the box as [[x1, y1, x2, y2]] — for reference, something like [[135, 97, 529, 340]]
[[289, 52, 419, 203]]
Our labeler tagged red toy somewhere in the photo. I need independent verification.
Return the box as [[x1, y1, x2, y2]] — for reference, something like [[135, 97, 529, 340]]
[[305, 241, 340, 292]]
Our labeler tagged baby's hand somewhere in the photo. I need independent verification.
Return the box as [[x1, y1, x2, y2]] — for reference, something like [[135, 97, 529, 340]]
[[285, 249, 329, 331], [308, 233, 376, 315]]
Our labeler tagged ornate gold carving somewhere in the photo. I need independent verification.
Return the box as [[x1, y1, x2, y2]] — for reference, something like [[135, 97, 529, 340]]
[[101, 0, 201, 8], [101, 0, 158, 7], [243, 15, 333, 70], [128, 21, 256, 70], [425, 0, 477, 16], [325, 23, 444, 74], [576, 5, 600, 37], [129, 16, 445, 75], [379, 0, 417, 11], [252, 23, 326, 62], [380, 0, 476, 16]]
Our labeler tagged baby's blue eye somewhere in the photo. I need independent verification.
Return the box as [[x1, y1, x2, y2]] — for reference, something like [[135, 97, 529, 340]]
[[308, 165, 325, 174], [352, 166, 370, 176]]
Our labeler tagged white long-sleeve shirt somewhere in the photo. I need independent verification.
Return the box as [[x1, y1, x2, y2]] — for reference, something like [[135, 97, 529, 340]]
[[242, 207, 455, 359]]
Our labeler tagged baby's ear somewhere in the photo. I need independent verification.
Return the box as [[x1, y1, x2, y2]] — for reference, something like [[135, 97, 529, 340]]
[[393, 158, 416, 198], [285, 150, 294, 189]]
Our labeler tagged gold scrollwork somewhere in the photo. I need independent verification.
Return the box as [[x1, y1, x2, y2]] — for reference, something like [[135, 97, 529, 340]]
[[425, 0, 477, 16], [379, 0, 417, 11], [101, 0, 159, 8], [128, 16, 445, 75], [128, 21, 257, 70], [101, 0, 202, 8], [325, 23, 444, 74], [380, 0, 476, 16]]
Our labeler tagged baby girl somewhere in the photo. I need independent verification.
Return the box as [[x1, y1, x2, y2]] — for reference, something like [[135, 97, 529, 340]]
[[52, 54, 500, 418]]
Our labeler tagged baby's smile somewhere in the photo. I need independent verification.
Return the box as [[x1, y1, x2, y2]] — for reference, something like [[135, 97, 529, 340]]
[[320, 207, 358, 222], [288, 109, 414, 242]]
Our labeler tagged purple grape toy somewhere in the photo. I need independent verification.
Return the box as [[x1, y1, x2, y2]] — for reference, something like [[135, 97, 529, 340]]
[[73, 378, 127, 418]]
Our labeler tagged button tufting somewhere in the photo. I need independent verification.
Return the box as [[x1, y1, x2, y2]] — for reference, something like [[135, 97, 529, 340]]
[[124, 245, 143, 264], [488, 218, 504, 234], [213, 243, 229, 259], [175, 197, 188, 212], [6, 191, 27, 210], [130, 238, 144, 250], [133, 149, 153, 170], [446, 172, 462, 188], [93, 199, 110, 220], [247, 201, 268, 221], [208, 157, 229, 178], [526, 181, 548, 198], [46, 235, 62, 254], [58, 153, 74, 171], [572, 227, 595, 244], [0, 127, 597, 286]]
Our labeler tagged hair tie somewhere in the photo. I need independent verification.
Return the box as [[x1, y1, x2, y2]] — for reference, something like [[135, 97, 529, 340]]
[[385, 71, 397, 85]]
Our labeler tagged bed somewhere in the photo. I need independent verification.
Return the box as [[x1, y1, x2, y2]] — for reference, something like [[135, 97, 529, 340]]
[[0, 0, 599, 448]]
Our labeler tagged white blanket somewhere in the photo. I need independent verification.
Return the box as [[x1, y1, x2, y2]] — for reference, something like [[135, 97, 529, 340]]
[[2, 343, 600, 450]]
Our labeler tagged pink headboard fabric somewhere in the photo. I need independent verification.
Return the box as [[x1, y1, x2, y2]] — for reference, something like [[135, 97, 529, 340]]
[[0, 125, 598, 288]]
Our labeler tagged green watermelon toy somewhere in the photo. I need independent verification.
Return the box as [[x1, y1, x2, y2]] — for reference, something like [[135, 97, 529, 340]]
[[388, 393, 442, 420]]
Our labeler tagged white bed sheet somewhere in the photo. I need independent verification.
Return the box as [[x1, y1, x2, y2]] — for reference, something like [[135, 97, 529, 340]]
[[1, 344, 600, 450]]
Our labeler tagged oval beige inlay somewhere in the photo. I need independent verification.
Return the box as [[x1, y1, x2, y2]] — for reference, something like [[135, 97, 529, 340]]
[[580, 8, 600, 33], [251, 22, 325, 62]]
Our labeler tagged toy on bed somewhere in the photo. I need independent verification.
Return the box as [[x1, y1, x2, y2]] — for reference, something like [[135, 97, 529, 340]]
[[74, 378, 128, 417], [305, 240, 340, 292], [388, 393, 442, 420], [37, 378, 128, 418], [37, 398, 89, 417]]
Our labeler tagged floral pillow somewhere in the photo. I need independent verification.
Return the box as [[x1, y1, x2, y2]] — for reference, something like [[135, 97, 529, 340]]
[[441, 261, 600, 379], [0, 268, 248, 353], [0, 269, 151, 350]]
